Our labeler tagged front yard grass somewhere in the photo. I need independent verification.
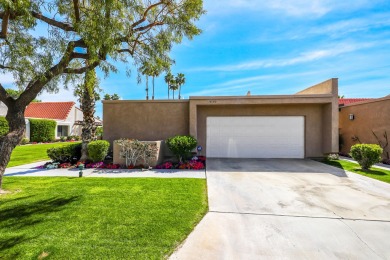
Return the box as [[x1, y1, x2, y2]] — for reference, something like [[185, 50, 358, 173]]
[[8, 142, 79, 168], [323, 159, 390, 184], [0, 177, 208, 259]]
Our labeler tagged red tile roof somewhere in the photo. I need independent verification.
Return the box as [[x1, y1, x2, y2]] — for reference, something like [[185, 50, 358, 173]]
[[25, 102, 75, 120], [339, 98, 372, 106]]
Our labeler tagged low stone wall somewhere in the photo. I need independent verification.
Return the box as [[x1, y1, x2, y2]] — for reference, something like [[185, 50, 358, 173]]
[[113, 140, 164, 167]]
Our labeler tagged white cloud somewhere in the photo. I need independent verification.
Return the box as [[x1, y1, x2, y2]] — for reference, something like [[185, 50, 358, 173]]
[[39, 87, 78, 104], [0, 73, 15, 85], [189, 41, 383, 72], [205, 0, 379, 17], [186, 71, 317, 96]]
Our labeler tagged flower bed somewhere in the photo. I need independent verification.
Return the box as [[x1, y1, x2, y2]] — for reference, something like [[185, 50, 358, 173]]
[[36, 156, 206, 170], [156, 156, 206, 170]]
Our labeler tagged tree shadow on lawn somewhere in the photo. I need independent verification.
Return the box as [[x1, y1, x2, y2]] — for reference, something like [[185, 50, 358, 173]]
[[0, 235, 39, 258], [0, 196, 80, 230], [355, 169, 387, 176]]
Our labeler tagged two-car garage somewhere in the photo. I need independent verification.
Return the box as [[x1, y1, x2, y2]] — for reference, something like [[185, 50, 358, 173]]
[[206, 116, 305, 159]]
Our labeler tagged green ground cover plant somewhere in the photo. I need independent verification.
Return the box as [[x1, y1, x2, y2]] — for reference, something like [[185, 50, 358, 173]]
[[323, 159, 390, 184], [8, 142, 80, 168], [0, 177, 208, 259]]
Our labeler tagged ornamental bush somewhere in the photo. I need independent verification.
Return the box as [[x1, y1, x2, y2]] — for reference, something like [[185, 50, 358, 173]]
[[166, 135, 197, 163], [350, 144, 383, 170], [0, 116, 9, 137], [47, 143, 82, 163], [88, 140, 110, 162], [29, 119, 56, 142]]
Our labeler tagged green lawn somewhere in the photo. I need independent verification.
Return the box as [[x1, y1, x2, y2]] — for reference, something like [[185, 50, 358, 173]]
[[8, 142, 79, 168], [323, 159, 390, 184], [0, 177, 208, 259]]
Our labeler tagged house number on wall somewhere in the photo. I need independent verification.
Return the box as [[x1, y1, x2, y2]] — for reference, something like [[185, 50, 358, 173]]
[[209, 100, 217, 104]]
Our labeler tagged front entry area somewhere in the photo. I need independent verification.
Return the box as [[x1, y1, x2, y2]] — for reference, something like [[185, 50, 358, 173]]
[[206, 116, 305, 158]]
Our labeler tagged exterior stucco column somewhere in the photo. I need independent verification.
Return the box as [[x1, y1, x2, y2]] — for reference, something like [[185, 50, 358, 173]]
[[189, 101, 197, 138]]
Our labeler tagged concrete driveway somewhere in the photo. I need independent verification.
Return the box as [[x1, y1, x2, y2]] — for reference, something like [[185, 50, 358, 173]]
[[170, 159, 390, 259]]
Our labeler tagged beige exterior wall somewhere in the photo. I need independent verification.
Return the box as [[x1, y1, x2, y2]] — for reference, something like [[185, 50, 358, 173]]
[[339, 97, 390, 159], [103, 100, 189, 144], [103, 79, 338, 159]]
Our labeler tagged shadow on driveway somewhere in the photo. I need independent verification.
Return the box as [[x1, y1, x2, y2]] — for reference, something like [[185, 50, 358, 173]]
[[206, 158, 347, 177]]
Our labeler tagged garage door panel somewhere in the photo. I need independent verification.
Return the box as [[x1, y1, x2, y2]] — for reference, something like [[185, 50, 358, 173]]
[[206, 116, 304, 158]]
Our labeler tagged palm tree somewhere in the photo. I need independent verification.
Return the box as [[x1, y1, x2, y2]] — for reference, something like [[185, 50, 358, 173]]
[[164, 72, 174, 99], [170, 81, 178, 99], [176, 73, 186, 99], [140, 65, 150, 100], [150, 64, 164, 100]]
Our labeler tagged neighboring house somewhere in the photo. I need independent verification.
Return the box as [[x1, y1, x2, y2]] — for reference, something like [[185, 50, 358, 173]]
[[339, 98, 372, 106], [0, 101, 7, 116], [103, 78, 339, 159], [25, 102, 83, 139], [339, 96, 390, 160]]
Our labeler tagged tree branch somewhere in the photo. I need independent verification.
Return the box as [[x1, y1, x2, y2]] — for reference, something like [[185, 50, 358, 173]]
[[63, 61, 100, 74], [0, 10, 10, 39], [73, 0, 81, 23], [71, 52, 89, 59], [31, 11, 75, 32], [134, 21, 164, 32], [0, 83, 11, 105], [131, 1, 164, 29]]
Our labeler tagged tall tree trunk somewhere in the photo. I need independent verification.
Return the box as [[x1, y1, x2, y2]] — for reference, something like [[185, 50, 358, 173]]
[[178, 85, 181, 99], [80, 69, 97, 162], [173, 90, 175, 100], [152, 76, 155, 100], [0, 106, 26, 191], [168, 85, 170, 100]]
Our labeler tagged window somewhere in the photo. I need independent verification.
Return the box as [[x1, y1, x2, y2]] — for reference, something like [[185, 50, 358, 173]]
[[57, 125, 69, 137]]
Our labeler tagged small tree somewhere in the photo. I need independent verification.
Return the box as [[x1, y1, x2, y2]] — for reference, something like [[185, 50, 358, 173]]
[[350, 144, 383, 170], [166, 135, 197, 163], [103, 94, 120, 100]]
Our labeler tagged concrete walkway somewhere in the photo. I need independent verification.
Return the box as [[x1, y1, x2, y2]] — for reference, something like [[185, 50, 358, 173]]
[[170, 159, 390, 260], [4, 162, 206, 179]]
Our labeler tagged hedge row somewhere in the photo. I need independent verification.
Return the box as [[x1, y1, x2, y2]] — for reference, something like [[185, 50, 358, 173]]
[[0, 116, 9, 137], [29, 119, 56, 142]]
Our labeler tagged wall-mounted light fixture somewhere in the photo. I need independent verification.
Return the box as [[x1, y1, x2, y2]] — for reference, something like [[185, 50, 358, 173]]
[[349, 114, 355, 120]]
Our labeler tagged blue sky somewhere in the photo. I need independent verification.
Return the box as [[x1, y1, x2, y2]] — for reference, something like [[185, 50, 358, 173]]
[[3, 0, 390, 118]]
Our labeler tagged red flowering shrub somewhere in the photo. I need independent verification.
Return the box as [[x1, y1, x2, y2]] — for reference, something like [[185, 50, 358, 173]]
[[59, 162, 72, 168], [178, 160, 204, 170], [156, 162, 173, 169], [106, 163, 120, 169]]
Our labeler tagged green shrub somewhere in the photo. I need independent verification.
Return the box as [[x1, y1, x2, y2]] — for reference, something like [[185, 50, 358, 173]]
[[166, 135, 197, 162], [88, 140, 110, 162], [96, 127, 103, 139], [19, 138, 29, 145], [350, 144, 383, 170], [73, 135, 81, 141], [47, 143, 82, 163], [29, 119, 56, 142], [60, 136, 66, 142], [0, 116, 9, 137]]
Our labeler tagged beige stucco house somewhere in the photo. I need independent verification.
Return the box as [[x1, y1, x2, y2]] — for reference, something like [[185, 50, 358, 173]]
[[339, 96, 390, 160], [103, 78, 339, 159]]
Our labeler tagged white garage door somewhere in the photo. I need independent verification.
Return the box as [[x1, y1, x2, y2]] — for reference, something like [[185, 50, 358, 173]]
[[206, 116, 304, 158]]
